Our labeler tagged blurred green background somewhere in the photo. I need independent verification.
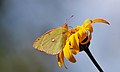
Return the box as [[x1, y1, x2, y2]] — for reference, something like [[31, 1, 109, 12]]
[[0, 0, 120, 72]]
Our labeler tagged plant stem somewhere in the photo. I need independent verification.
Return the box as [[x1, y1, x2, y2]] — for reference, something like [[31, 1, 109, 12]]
[[84, 48, 104, 72]]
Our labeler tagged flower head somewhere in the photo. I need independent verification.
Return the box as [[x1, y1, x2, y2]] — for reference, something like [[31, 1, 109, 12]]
[[57, 18, 109, 68]]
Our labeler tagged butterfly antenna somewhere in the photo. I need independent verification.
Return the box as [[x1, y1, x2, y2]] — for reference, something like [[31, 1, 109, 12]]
[[65, 15, 74, 23]]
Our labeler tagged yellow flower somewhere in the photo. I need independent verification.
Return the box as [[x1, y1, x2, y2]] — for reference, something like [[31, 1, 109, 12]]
[[57, 18, 109, 68]]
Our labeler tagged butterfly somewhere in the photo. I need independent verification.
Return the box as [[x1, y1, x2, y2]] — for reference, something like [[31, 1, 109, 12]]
[[33, 23, 68, 55]]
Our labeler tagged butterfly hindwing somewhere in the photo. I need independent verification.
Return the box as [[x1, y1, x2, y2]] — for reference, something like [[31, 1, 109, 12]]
[[33, 24, 68, 55]]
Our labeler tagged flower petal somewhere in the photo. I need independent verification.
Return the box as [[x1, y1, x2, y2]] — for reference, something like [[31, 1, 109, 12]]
[[92, 18, 110, 25], [74, 32, 80, 47], [69, 35, 79, 53], [81, 33, 92, 45], [63, 42, 76, 63], [56, 50, 64, 68], [78, 27, 87, 42]]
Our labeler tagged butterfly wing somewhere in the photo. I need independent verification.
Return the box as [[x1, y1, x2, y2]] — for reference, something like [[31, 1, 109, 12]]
[[33, 24, 68, 55]]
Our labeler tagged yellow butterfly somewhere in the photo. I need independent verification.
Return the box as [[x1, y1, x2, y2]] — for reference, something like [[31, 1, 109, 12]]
[[33, 23, 68, 55]]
